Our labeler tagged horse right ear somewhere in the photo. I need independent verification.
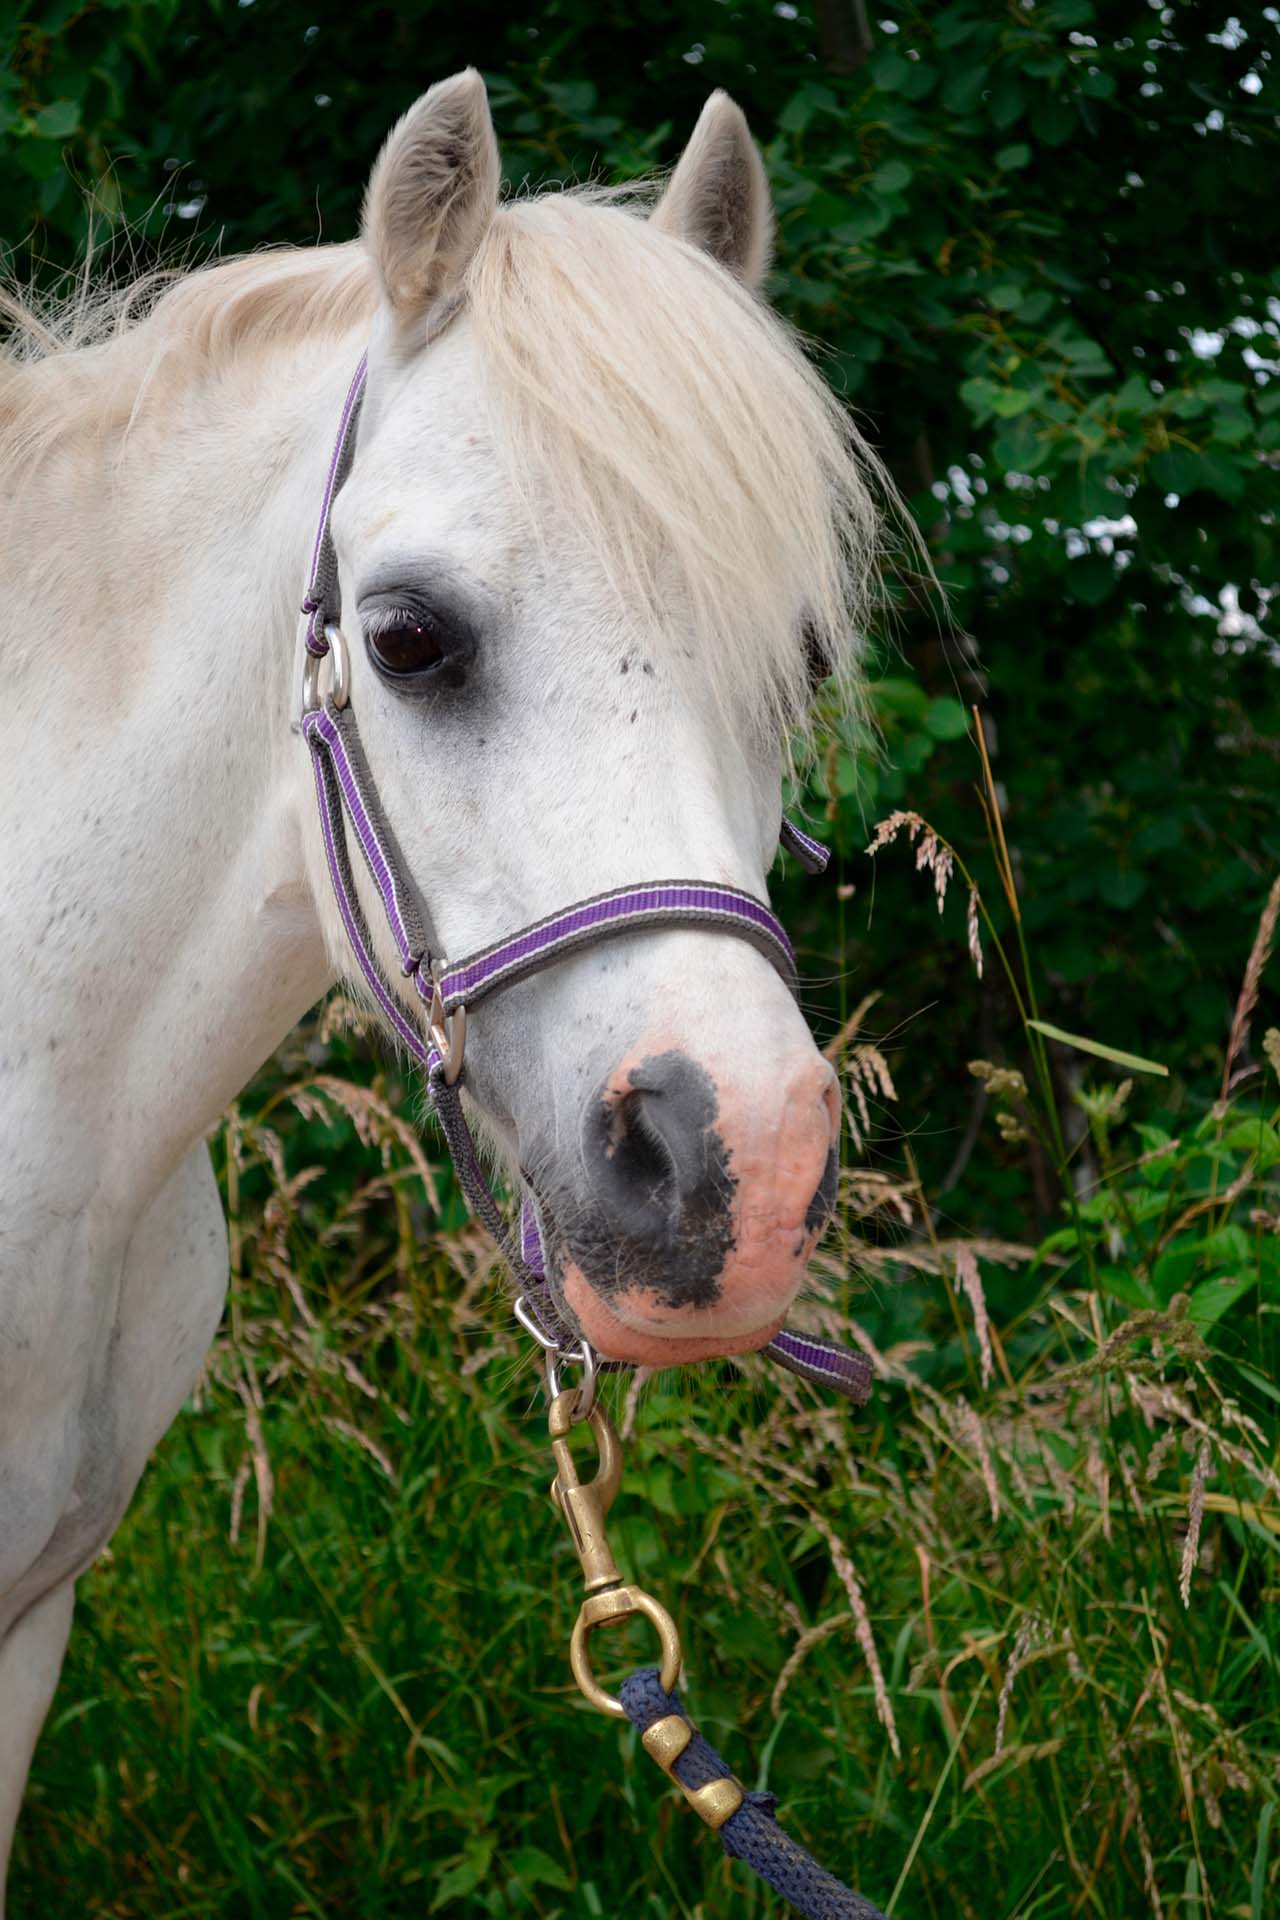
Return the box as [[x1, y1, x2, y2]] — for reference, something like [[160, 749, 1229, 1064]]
[[362, 70, 500, 324]]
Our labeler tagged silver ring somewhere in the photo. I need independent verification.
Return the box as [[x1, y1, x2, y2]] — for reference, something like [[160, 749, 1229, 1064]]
[[513, 1294, 560, 1352], [546, 1340, 598, 1421], [301, 622, 352, 715]]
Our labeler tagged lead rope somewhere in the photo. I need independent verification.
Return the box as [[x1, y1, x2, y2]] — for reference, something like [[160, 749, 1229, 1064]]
[[300, 353, 887, 1914], [619, 1669, 891, 1920], [546, 1368, 890, 1917]]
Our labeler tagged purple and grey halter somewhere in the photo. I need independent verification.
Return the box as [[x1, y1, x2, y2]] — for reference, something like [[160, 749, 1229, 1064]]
[[299, 354, 871, 1406]]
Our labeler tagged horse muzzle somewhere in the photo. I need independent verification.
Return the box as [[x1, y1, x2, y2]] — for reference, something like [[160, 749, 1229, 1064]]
[[541, 1046, 840, 1367]]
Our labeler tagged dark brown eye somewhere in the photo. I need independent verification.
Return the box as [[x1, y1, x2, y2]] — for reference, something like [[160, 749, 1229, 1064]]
[[361, 600, 475, 690], [368, 617, 447, 677]]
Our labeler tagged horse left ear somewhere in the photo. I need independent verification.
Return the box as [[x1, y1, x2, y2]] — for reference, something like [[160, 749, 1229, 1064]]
[[651, 92, 773, 291], [362, 70, 500, 323]]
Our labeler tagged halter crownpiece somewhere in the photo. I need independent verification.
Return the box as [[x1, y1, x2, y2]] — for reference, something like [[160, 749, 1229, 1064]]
[[298, 353, 872, 1408]]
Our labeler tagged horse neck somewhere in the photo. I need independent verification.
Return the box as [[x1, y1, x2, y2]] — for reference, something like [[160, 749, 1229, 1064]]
[[4, 330, 364, 1205]]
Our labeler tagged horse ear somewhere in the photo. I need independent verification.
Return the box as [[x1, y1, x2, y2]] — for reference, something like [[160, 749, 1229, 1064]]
[[362, 70, 500, 321], [651, 92, 773, 291]]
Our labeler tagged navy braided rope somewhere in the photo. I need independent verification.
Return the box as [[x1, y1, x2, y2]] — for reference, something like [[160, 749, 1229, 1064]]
[[619, 1669, 890, 1920]]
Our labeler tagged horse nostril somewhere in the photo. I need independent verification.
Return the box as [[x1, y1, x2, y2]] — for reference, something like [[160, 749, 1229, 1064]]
[[585, 1051, 732, 1256], [609, 1087, 680, 1200]]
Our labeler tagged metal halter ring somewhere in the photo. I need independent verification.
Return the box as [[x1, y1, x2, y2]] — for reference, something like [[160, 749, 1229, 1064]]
[[301, 621, 351, 714], [513, 1293, 562, 1352], [426, 983, 467, 1087]]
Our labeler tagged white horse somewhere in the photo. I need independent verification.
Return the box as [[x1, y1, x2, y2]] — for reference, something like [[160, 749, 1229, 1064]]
[[0, 72, 882, 1897]]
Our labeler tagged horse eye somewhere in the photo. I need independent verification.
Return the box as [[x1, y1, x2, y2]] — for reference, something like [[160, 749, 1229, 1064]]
[[362, 603, 473, 688], [367, 616, 446, 677]]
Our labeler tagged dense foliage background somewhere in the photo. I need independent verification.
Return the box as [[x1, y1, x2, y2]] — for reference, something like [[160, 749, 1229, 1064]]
[[4, 3, 1280, 1916], [5, 0, 1278, 1186]]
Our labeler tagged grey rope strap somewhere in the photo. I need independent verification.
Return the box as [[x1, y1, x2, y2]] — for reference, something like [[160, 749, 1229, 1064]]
[[620, 1668, 891, 1920]]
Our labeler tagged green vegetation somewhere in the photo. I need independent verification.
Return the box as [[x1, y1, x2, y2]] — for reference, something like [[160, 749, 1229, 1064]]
[[13, 792, 1280, 1916], [4, 2, 1279, 1914]]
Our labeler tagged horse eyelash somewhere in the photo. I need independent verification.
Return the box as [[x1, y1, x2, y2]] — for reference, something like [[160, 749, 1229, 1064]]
[[362, 604, 422, 636]]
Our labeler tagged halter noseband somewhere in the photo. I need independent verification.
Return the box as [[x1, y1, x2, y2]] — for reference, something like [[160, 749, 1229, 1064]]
[[298, 354, 870, 1406]]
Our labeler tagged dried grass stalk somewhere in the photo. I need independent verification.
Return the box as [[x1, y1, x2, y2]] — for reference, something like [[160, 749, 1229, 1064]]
[[1221, 874, 1280, 1104], [954, 1244, 993, 1389], [1179, 1438, 1213, 1609]]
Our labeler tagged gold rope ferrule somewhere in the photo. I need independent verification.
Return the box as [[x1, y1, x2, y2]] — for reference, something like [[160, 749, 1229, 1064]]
[[641, 1713, 745, 1828]]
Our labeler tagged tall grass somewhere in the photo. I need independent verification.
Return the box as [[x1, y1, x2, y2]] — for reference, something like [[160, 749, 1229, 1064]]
[[12, 813, 1280, 1917]]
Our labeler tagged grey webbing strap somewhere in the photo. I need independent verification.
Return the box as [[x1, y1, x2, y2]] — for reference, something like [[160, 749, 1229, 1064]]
[[303, 354, 368, 656]]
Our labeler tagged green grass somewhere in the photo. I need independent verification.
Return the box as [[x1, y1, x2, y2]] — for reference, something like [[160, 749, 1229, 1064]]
[[12, 919, 1280, 1917]]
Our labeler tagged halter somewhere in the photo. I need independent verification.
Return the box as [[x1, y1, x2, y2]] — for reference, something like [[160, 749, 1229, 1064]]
[[298, 354, 871, 1408]]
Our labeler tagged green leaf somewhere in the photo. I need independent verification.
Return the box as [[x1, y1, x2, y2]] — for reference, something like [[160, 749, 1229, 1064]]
[[993, 419, 1053, 473], [34, 97, 81, 139], [778, 89, 817, 135], [1060, 334, 1109, 368], [1200, 449, 1246, 500], [834, 749, 861, 797], [1026, 1020, 1169, 1076], [1149, 446, 1244, 500], [1037, 96, 1077, 144], [1112, 373, 1155, 415], [871, 158, 914, 195], [1148, 447, 1201, 494], [995, 143, 1032, 172], [936, 10, 987, 49], [1016, 290, 1055, 325], [924, 696, 970, 740], [505, 1847, 574, 1892], [545, 78, 597, 116], [990, 76, 1026, 130], [1187, 1273, 1258, 1330], [960, 376, 1001, 417], [870, 676, 929, 720], [899, 60, 938, 101], [869, 49, 911, 93], [1046, 0, 1095, 24], [941, 67, 987, 116], [832, 200, 893, 243], [1096, 1263, 1157, 1310], [989, 387, 1036, 418], [1098, 867, 1147, 908], [430, 1837, 496, 1911], [1252, 1800, 1275, 1920]]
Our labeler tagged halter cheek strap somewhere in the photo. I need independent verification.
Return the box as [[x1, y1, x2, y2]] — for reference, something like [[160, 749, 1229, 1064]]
[[298, 355, 872, 1408]]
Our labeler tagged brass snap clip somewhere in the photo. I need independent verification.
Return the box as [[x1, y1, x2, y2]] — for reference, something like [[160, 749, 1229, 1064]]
[[548, 1389, 682, 1718]]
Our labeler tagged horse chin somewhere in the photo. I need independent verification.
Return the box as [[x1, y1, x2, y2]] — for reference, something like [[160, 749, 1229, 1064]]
[[559, 1265, 785, 1368]]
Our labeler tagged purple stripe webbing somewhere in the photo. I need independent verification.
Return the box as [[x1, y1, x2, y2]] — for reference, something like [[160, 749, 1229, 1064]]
[[520, 1197, 547, 1276], [304, 704, 424, 969], [779, 817, 830, 875], [307, 737, 431, 1066], [765, 1328, 873, 1404], [437, 881, 794, 1011]]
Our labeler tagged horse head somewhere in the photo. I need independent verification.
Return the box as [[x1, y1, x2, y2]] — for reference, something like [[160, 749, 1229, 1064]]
[[311, 72, 882, 1369]]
